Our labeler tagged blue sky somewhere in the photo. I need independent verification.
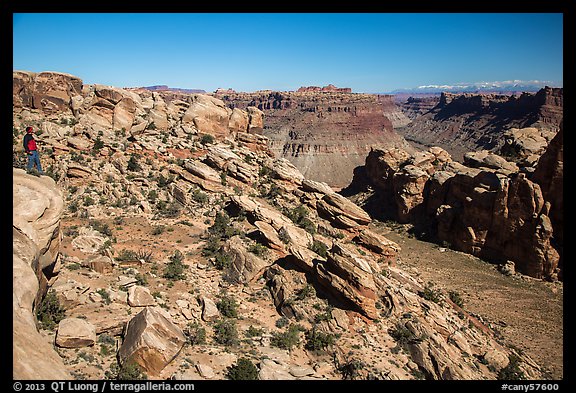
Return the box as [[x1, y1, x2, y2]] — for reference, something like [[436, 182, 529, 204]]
[[13, 13, 563, 93]]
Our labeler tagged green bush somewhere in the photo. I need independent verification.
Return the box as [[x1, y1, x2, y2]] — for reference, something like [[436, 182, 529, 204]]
[[248, 242, 268, 257], [271, 324, 301, 350], [448, 290, 465, 308], [36, 289, 66, 330], [200, 134, 215, 145], [213, 318, 238, 346], [216, 294, 239, 318], [106, 360, 147, 380], [127, 154, 142, 172], [226, 358, 259, 380], [162, 250, 187, 280], [420, 282, 442, 304], [304, 328, 338, 351], [186, 322, 207, 345], [309, 240, 328, 258], [388, 322, 423, 351]]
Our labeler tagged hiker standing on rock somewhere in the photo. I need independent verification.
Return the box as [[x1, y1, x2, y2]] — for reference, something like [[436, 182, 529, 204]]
[[23, 126, 44, 174]]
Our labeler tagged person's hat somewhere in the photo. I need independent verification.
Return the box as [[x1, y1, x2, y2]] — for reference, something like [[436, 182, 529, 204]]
[[26, 126, 33, 133]]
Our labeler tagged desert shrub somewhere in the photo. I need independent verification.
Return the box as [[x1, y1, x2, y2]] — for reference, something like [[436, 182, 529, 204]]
[[200, 134, 215, 145], [152, 225, 165, 235], [226, 358, 259, 380], [295, 284, 316, 301], [248, 242, 268, 257], [186, 322, 207, 345], [498, 354, 526, 380], [448, 290, 465, 308], [420, 282, 442, 304], [213, 318, 238, 346], [115, 249, 138, 261], [388, 322, 423, 351], [106, 360, 147, 380], [162, 250, 187, 280], [285, 205, 316, 234], [314, 305, 334, 323], [309, 240, 328, 258], [216, 294, 239, 318], [245, 325, 264, 338], [191, 188, 208, 203], [271, 324, 301, 350], [158, 201, 181, 218], [127, 154, 142, 172], [338, 358, 366, 380], [304, 327, 338, 351], [36, 289, 66, 330], [97, 288, 112, 305], [209, 211, 239, 239], [275, 317, 289, 328], [90, 220, 113, 236]]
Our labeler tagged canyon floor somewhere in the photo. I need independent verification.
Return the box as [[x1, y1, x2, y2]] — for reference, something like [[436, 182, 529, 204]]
[[371, 221, 564, 380]]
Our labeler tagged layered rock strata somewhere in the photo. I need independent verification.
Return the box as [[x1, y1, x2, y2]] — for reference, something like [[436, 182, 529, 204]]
[[396, 87, 563, 161], [218, 90, 412, 187]]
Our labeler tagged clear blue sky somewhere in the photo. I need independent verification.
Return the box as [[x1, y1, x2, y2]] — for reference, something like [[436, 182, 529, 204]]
[[13, 13, 563, 93]]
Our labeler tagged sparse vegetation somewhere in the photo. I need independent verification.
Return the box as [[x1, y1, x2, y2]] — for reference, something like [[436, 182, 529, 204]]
[[498, 354, 526, 380], [185, 322, 207, 345], [271, 324, 301, 350], [226, 358, 259, 380], [304, 327, 338, 351], [420, 282, 443, 304], [36, 289, 66, 330], [162, 250, 187, 280], [213, 318, 239, 346], [216, 293, 239, 318]]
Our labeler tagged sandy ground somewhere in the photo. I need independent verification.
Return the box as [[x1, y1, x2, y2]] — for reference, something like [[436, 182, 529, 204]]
[[371, 221, 564, 380]]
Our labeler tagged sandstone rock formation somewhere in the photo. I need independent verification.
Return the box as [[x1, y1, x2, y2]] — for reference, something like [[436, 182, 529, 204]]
[[347, 138, 562, 280], [118, 307, 187, 376], [13, 168, 70, 379]]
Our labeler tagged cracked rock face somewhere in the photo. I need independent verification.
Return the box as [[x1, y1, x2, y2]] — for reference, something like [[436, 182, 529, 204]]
[[13, 168, 70, 380]]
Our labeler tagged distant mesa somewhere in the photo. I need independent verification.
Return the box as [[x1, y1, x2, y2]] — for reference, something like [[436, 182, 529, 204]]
[[139, 85, 206, 94], [297, 84, 352, 93]]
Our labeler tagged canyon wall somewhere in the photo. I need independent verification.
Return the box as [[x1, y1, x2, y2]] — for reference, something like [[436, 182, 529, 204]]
[[395, 87, 563, 161], [218, 90, 412, 188]]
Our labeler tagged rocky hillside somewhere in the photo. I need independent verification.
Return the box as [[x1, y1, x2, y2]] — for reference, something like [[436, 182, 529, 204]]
[[218, 90, 412, 188], [12, 70, 548, 381], [395, 87, 563, 161], [343, 123, 563, 281]]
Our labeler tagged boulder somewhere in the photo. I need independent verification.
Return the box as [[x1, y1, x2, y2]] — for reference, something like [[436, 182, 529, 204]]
[[55, 318, 97, 348], [118, 307, 186, 376]]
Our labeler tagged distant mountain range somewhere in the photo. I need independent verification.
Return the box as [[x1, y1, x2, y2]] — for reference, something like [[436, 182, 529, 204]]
[[388, 80, 562, 95]]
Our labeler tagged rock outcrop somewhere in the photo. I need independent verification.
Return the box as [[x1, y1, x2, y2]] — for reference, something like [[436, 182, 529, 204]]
[[13, 168, 70, 379], [347, 138, 562, 280]]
